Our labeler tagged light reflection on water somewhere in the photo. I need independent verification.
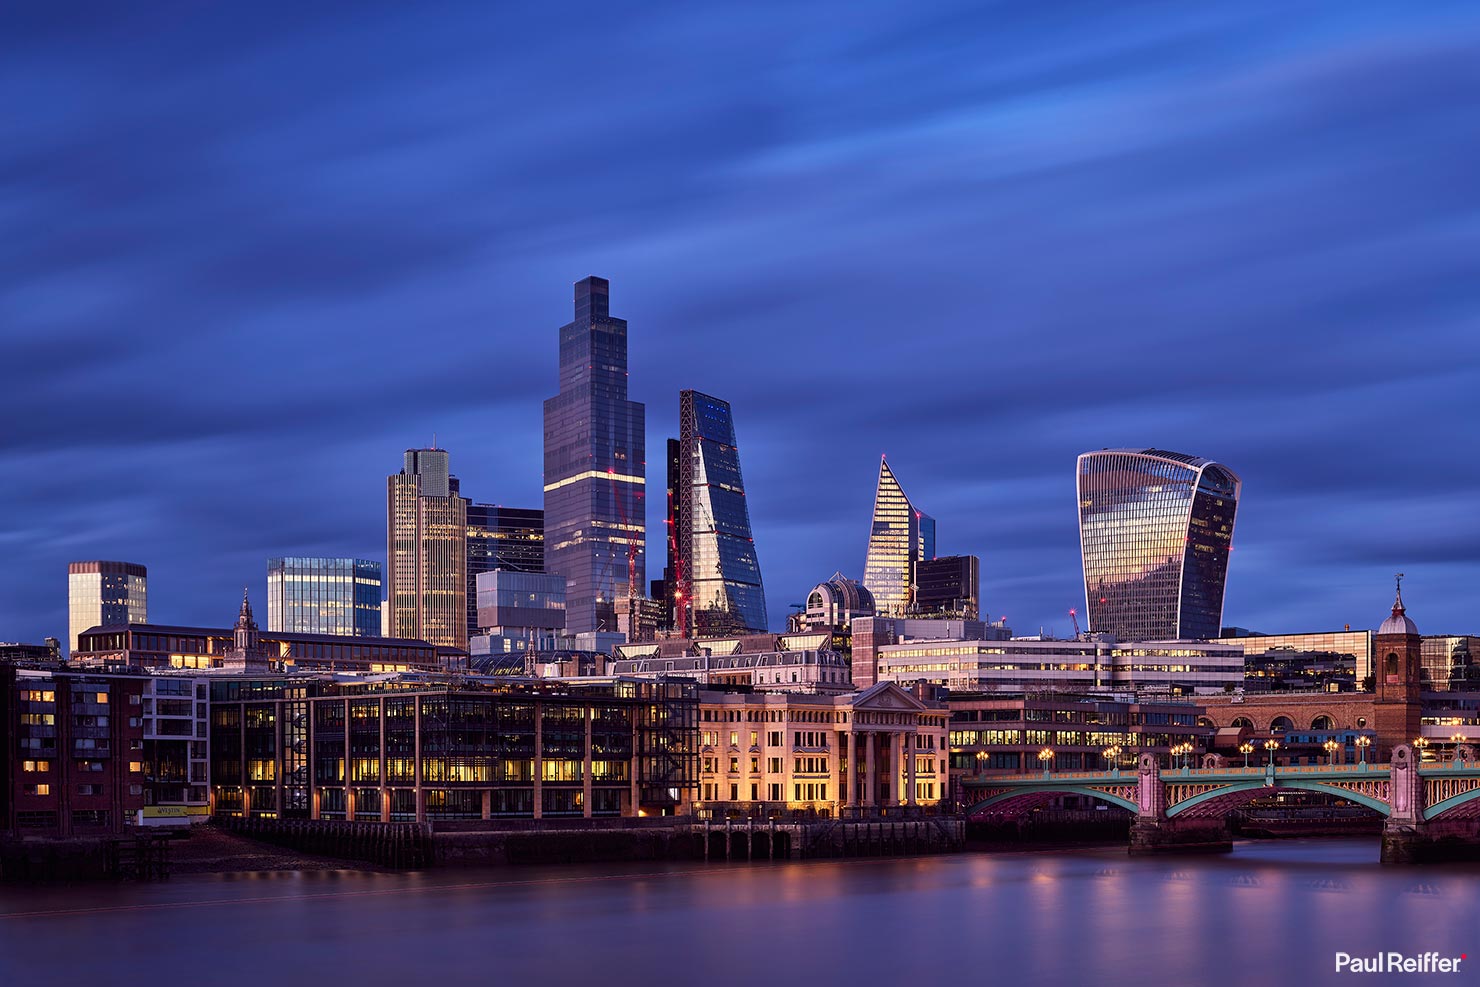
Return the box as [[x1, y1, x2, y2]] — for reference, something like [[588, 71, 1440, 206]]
[[1, 839, 1476, 987]]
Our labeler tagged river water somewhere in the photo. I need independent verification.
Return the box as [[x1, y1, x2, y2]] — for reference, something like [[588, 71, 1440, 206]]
[[1, 839, 1475, 987]]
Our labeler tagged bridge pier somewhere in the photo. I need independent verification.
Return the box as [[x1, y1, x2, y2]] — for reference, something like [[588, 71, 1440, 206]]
[[1129, 816, 1233, 856]]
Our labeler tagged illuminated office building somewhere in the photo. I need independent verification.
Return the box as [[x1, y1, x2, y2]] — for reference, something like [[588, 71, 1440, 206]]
[[266, 557, 381, 637], [862, 457, 933, 617], [674, 390, 767, 636], [466, 505, 544, 641], [1077, 449, 1240, 641], [543, 277, 646, 635], [67, 561, 147, 655], [387, 448, 467, 650]]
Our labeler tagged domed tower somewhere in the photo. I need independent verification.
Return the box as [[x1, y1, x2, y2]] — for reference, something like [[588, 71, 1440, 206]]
[[1372, 575, 1423, 755]]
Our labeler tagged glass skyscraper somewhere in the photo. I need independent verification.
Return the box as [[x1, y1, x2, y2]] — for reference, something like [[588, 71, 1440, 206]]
[[542, 277, 646, 635], [1077, 448, 1240, 641], [863, 457, 933, 617], [266, 557, 382, 637], [466, 504, 544, 638], [67, 560, 147, 654], [387, 448, 468, 649], [674, 390, 767, 636]]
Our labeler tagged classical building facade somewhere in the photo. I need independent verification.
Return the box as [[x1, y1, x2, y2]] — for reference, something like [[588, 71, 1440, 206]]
[[696, 682, 949, 816]]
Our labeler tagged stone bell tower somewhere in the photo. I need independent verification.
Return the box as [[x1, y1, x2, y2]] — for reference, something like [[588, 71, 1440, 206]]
[[224, 588, 270, 672], [1372, 575, 1422, 754]]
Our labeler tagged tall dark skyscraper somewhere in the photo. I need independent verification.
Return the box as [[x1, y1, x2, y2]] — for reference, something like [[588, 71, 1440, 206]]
[[1077, 448, 1240, 641], [862, 456, 934, 617], [542, 277, 646, 635], [673, 390, 767, 636], [916, 555, 980, 619], [387, 448, 467, 649], [652, 437, 682, 631], [466, 504, 544, 639]]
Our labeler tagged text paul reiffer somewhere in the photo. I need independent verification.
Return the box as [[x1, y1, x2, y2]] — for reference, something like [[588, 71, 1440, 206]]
[[1335, 952, 1465, 974]]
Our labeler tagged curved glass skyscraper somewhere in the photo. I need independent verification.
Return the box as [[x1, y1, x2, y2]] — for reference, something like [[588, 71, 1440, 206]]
[[1077, 449, 1240, 641], [676, 390, 767, 635], [863, 457, 933, 617]]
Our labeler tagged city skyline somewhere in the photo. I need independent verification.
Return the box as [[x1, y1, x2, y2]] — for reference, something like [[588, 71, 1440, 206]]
[[6, 5, 1480, 644]]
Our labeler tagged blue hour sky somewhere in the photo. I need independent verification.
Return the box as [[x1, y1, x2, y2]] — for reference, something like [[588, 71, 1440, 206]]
[[4, 2, 1480, 642]]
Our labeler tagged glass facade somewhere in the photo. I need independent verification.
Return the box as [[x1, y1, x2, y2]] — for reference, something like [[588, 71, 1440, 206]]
[[466, 505, 544, 640], [1077, 449, 1240, 641], [1212, 630, 1374, 686], [67, 561, 147, 655], [542, 277, 645, 635], [915, 555, 979, 619], [387, 449, 468, 649], [676, 390, 767, 636], [863, 457, 932, 617], [266, 557, 381, 637]]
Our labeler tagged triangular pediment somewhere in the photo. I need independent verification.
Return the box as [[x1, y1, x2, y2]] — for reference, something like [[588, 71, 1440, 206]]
[[851, 681, 928, 712]]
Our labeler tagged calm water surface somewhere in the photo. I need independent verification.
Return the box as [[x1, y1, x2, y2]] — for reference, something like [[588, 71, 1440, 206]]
[[1, 839, 1476, 987]]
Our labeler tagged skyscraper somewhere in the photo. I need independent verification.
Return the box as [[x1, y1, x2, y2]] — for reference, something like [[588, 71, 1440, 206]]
[[67, 560, 147, 654], [674, 390, 767, 636], [862, 457, 932, 617], [465, 504, 543, 639], [542, 277, 646, 635], [387, 448, 468, 649], [916, 555, 980, 619], [266, 557, 382, 637], [1077, 448, 1240, 641]]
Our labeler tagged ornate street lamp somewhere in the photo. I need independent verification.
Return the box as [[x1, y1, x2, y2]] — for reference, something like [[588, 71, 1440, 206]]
[[1037, 747, 1054, 776], [1355, 735, 1371, 765], [1263, 738, 1280, 769], [1101, 745, 1122, 772], [1239, 741, 1254, 769], [1323, 739, 1339, 766]]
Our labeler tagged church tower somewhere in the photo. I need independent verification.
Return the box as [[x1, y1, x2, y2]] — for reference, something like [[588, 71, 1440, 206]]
[[225, 588, 269, 672], [1372, 575, 1423, 755]]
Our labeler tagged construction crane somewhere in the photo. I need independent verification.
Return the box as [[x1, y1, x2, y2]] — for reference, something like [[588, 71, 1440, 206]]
[[1068, 607, 1082, 639]]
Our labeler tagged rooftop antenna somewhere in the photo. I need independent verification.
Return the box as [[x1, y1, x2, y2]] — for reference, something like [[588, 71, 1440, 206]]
[[432, 432, 438, 450]]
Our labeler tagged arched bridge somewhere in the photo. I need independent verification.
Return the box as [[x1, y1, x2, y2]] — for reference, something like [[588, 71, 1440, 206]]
[[962, 746, 1480, 863]]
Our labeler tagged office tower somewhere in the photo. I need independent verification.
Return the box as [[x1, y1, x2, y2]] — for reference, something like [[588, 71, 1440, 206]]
[[466, 505, 544, 640], [387, 448, 468, 649], [1077, 448, 1240, 641], [862, 457, 932, 617], [266, 557, 382, 637], [542, 276, 646, 635], [673, 390, 768, 636], [67, 561, 147, 654], [653, 437, 682, 632], [915, 555, 980, 619]]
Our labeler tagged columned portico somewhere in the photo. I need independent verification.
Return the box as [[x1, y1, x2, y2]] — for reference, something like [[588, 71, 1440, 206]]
[[864, 732, 877, 807]]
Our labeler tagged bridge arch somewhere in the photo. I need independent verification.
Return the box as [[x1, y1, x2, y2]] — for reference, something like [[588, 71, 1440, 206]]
[[1423, 786, 1480, 821], [966, 786, 1138, 817], [1166, 781, 1391, 819]]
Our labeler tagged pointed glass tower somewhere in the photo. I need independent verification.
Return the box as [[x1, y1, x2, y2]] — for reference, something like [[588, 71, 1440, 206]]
[[675, 390, 768, 636], [863, 456, 932, 617]]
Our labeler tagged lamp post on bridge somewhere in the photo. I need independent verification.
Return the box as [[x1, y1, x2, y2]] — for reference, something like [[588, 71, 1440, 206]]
[[1413, 737, 1429, 764], [1355, 735, 1371, 767], [1452, 733, 1466, 767], [1263, 739, 1280, 770], [1102, 745, 1122, 776], [1323, 740, 1339, 766], [1037, 747, 1054, 777], [1239, 742, 1254, 769]]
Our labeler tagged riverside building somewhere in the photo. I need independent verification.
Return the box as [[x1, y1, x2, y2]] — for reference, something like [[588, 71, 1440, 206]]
[[695, 682, 949, 816], [208, 674, 697, 821], [611, 632, 853, 695]]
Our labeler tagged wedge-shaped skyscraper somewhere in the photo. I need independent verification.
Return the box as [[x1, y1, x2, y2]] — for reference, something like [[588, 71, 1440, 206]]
[[862, 456, 934, 617], [1077, 448, 1240, 641], [674, 390, 768, 636]]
